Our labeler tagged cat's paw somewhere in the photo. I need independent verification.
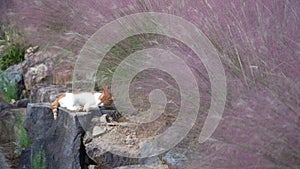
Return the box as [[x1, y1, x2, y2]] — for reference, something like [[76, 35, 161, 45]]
[[83, 105, 90, 112], [67, 106, 83, 111], [75, 106, 84, 112]]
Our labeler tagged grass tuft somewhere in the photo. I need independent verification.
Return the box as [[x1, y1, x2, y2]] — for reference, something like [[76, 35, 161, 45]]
[[0, 43, 25, 71], [0, 25, 26, 71], [0, 71, 18, 102], [16, 113, 32, 149], [32, 146, 47, 169]]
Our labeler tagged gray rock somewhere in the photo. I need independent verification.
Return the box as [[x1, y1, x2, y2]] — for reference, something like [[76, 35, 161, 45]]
[[15, 99, 29, 107], [18, 147, 31, 169], [92, 126, 107, 137], [0, 99, 28, 112], [0, 102, 13, 112], [30, 83, 67, 103], [18, 103, 164, 169], [0, 108, 26, 144], [0, 150, 10, 169], [19, 103, 95, 169], [2, 63, 25, 99], [4, 63, 23, 83], [99, 114, 109, 123], [24, 63, 48, 90], [22, 46, 76, 90], [162, 149, 188, 167]]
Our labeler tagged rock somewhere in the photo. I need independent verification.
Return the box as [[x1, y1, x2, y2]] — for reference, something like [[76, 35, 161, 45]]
[[3, 63, 23, 84], [52, 64, 73, 86], [2, 63, 26, 99], [162, 149, 188, 167], [99, 114, 109, 123], [15, 99, 29, 107], [0, 108, 26, 144], [24, 63, 48, 90], [0, 108, 27, 169], [2, 46, 75, 93], [92, 126, 106, 137], [99, 106, 123, 122], [26, 46, 39, 53], [17, 103, 165, 169], [23, 46, 76, 91], [19, 103, 95, 169], [0, 150, 10, 169], [0, 102, 13, 112], [17, 147, 31, 169], [30, 83, 67, 103], [0, 100, 28, 112], [24, 46, 39, 60]]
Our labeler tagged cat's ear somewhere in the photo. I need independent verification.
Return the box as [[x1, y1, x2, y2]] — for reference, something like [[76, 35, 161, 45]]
[[103, 85, 108, 91]]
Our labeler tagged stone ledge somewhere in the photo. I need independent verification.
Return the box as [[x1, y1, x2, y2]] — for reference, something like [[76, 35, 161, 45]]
[[18, 103, 145, 169], [19, 103, 94, 169], [19, 103, 166, 169]]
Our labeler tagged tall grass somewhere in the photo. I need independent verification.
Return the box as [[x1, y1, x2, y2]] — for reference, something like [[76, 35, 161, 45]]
[[0, 43, 25, 70], [0, 25, 25, 71]]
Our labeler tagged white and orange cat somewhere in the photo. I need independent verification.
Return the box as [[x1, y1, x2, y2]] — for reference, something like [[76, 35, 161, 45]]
[[50, 86, 113, 120]]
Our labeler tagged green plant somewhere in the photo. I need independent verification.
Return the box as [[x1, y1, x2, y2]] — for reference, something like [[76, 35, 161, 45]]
[[157, 156, 166, 165], [0, 71, 18, 102], [0, 39, 6, 46], [0, 24, 26, 71], [0, 43, 25, 70], [16, 113, 32, 149], [32, 146, 46, 169]]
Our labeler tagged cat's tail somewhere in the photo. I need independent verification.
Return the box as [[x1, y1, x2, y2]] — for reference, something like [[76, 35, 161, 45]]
[[50, 93, 66, 120], [50, 102, 58, 120]]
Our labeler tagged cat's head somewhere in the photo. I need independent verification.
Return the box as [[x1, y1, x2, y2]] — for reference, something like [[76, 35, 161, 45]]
[[99, 85, 113, 106]]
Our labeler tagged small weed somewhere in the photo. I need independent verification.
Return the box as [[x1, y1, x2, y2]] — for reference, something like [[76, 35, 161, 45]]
[[157, 156, 166, 165], [32, 146, 46, 169], [16, 113, 32, 149], [0, 71, 18, 102]]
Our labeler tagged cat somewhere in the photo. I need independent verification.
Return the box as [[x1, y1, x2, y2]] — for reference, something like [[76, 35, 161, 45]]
[[50, 86, 113, 120]]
